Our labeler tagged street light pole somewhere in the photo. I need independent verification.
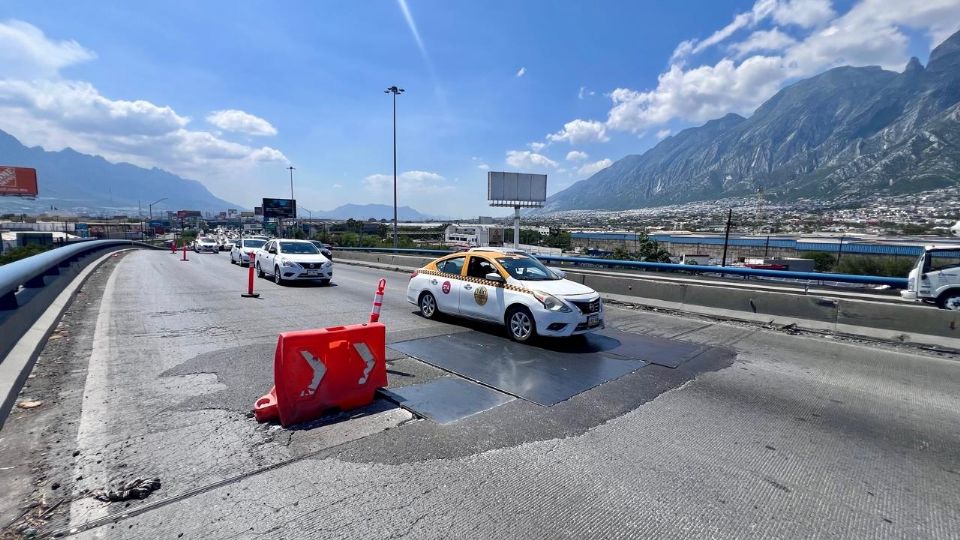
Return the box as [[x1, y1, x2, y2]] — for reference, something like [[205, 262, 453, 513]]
[[385, 85, 404, 249], [286, 165, 296, 237], [148, 197, 167, 239]]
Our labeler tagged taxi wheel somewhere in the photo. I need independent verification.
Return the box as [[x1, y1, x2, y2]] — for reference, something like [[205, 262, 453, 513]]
[[256, 262, 264, 278], [506, 306, 536, 343], [419, 292, 439, 319], [274, 266, 284, 285]]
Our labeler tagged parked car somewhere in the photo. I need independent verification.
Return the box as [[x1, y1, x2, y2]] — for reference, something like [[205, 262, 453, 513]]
[[406, 247, 604, 342], [230, 238, 267, 266], [255, 239, 333, 285]]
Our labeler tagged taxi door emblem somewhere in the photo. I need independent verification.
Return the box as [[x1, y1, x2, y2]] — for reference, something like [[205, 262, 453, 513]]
[[442, 281, 451, 294], [474, 285, 488, 306]]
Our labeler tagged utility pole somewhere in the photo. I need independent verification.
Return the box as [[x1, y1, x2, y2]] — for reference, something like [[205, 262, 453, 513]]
[[286, 165, 296, 237], [721, 208, 733, 267], [385, 85, 404, 249]]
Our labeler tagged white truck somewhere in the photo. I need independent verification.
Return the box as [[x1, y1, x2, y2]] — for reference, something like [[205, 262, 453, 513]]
[[900, 245, 960, 310]]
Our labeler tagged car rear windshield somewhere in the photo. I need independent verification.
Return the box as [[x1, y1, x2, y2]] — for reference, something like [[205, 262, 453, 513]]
[[242, 239, 265, 249], [496, 256, 560, 281], [280, 242, 319, 254]]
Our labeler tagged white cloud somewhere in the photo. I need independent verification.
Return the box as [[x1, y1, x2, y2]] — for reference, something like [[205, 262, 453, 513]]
[[477, 163, 490, 170], [566, 150, 589, 162], [528, 141, 546, 151], [577, 158, 613, 177], [505, 150, 558, 171], [0, 20, 96, 79], [332, 183, 343, 189], [206, 109, 278, 136], [551, 0, 960, 141], [730, 29, 797, 58], [516, 66, 526, 77], [546, 119, 609, 144], [771, 0, 835, 28], [656, 129, 671, 140], [578, 86, 595, 99], [363, 170, 452, 193], [0, 19, 287, 201], [606, 55, 784, 131]]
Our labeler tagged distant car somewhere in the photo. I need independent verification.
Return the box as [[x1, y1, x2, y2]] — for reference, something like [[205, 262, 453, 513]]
[[406, 247, 604, 342], [230, 238, 267, 266], [194, 236, 219, 253], [255, 239, 333, 285], [309, 240, 334, 260]]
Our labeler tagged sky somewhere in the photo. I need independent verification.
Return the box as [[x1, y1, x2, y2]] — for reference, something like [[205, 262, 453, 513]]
[[1, 0, 958, 218]]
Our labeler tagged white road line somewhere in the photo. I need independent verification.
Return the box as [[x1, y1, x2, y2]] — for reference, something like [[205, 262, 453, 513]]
[[68, 259, 122, 529]]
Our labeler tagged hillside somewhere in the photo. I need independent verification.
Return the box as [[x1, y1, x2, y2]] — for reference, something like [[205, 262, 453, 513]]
[[542, 29, 960, 213], [0, 130, 240, 214]]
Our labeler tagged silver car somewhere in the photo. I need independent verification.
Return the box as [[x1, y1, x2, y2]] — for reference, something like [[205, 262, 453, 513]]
[[230, 238, 267, 266]]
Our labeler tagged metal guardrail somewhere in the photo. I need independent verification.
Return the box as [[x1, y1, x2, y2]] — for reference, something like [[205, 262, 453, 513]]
[[0, 239, 162, 308], [334, 247, 909, 288]]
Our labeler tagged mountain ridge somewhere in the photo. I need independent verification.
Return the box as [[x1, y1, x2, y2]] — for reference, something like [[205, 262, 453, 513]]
[[0, 129, 240, 214], [541, 29, 960, 213]]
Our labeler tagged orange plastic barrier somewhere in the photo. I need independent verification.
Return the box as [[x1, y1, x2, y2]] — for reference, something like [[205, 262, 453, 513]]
[[253, 322, 388, 427]]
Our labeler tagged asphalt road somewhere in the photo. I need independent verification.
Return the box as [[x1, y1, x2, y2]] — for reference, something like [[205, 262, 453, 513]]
[[1, 249, 958, 538]]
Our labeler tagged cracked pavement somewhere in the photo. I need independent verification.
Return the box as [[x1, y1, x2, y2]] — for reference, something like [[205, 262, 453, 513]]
[[1, 250, 959, 538]]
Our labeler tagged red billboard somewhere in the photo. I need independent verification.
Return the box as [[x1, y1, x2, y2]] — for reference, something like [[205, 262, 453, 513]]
[[0, 167, 39, 197]]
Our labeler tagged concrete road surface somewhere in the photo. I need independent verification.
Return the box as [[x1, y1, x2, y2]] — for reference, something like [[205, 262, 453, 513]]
[[1, 249, 958, 539]]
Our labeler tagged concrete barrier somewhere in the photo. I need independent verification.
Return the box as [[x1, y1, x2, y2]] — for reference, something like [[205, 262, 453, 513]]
[[334, 250, 959, 349], [836, 300, 958, 340]]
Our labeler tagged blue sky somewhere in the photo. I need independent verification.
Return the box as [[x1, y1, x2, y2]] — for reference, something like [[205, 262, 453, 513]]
[[1, 0, 957, 217]]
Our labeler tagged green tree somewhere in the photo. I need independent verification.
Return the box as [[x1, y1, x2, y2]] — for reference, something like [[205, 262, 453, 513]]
[[0, 244, 54, 265], [801, 251, 836, 272]]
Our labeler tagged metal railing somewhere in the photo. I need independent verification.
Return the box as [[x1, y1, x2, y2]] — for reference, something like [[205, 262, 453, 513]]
[[333, 247, 909, 288], [0, 239, 163, 309]]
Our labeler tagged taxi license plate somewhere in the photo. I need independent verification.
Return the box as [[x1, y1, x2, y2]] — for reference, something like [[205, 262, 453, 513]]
[[304, 271, 318, 276], [588, 314, 600, 327]]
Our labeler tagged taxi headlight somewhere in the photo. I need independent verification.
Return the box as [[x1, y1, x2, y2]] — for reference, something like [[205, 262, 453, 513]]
[[532, 291, 572, 312], [280, 258, 297, 267]]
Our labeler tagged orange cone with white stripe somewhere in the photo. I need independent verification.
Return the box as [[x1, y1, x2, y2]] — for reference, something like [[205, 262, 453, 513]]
[[369, 278, 386, 323]]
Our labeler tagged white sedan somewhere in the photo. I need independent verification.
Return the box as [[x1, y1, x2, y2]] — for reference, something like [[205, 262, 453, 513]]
[[255, 239, 333, 285], [406, 248, 604, 342], [230, 238, 267, 266], [194, 236, 219, 253]]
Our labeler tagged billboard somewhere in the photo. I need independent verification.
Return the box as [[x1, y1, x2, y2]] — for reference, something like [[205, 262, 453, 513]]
[[176, 210, 202, 219], [262, 198, 296, 219], [240, 211, 255, 218], [487, 172, 547, 208], [0, 167, 39, 197]]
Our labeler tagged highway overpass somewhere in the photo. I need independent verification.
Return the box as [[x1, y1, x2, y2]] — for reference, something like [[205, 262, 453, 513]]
[[0, 248, 958, 538]]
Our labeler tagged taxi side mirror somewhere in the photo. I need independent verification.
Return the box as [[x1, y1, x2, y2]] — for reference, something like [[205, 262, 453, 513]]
[[550, 267, 567, 279], [485, 272, 504, 282]]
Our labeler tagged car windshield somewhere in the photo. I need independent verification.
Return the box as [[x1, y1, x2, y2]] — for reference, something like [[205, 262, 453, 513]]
[[279, 241, 319, 254], [496, 256, 560, 281], [242, 239, 265, 249]]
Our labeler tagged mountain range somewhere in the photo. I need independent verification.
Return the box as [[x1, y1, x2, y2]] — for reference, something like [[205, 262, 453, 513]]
[[310, 204, 432, 221], [0, 130, 434, 220], [541, 29, 960, 213], [0, 129, 238, 214]]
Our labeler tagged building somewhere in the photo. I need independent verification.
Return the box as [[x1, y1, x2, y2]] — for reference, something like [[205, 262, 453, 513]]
[[444, 224, 504, 247]]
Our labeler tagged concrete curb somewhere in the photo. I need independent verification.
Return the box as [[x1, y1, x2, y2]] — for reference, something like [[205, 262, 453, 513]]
[[333, 254, 960, 351], [0, 250, 126, 428]]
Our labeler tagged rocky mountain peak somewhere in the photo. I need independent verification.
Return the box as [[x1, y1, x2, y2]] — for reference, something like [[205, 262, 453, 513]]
[[927, 29, 960, 72], [904, 56, 924, 74]]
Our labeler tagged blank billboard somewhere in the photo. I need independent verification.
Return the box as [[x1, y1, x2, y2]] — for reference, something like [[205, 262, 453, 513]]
[[487, 172, 547, 207]]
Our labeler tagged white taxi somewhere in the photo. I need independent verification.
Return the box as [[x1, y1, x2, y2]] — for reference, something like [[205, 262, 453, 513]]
[[255, 239, 333, 286], [406, 248, 604, 342]]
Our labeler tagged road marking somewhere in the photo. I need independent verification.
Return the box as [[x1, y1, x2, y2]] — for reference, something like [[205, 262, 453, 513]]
[[69, 257, 124, 527]]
